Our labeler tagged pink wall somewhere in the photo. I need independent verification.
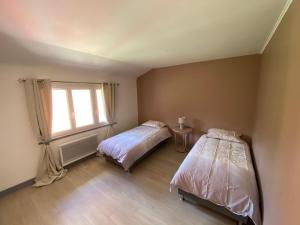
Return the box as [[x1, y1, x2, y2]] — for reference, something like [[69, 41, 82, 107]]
[[252, 1, 300, 225], [137, 55, 260, 141]]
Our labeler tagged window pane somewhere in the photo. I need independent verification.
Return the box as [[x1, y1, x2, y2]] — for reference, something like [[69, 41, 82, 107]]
[[72, 89, 94, 127], [96, 89, 107, 123], [52, 89, 71, 134]]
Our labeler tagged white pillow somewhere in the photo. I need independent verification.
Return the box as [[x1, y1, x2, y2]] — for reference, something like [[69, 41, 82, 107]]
[[207, 128, 242, 143], [142, 120, 166, 128]]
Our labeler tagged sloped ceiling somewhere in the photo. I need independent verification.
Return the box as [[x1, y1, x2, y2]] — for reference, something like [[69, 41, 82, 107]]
[[0, 0, 290, 76]]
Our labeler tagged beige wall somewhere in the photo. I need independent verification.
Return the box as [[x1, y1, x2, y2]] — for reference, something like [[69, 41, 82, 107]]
[[137, 55, 260, 140], [252, 1, 300, 225], [1, 3, 299, 225], [0, 63, 138, 191]]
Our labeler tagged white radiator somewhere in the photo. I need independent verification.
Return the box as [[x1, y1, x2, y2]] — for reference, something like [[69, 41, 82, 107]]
[[59, 135, 98, 166]]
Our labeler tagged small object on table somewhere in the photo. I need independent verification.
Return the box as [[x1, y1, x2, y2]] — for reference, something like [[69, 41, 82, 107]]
[[172, 126, 193, 153], [178, 116, 186, 130]]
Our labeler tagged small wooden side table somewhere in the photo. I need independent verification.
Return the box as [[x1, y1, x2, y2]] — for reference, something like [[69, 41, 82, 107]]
[[172, 126, 193, 153]]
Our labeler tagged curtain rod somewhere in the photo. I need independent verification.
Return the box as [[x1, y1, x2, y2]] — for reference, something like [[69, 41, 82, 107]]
[[18, 79, 119, 85]]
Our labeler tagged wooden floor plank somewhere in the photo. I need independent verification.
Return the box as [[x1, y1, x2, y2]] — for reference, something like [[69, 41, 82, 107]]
[[0, 142, 235, 225]]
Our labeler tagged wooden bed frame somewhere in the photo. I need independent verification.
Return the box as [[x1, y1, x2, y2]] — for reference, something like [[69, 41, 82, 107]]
[[178, 188, 254, 225], [103, 138, 171, 172]]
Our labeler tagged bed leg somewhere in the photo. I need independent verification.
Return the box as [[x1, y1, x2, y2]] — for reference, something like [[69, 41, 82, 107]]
[[178, 194, 184, 201]]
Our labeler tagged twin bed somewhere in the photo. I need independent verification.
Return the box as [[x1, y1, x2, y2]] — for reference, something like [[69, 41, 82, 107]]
[[97, 120, 171, 171], [170, 129, 261, 225], [97, 122, 260, 225]]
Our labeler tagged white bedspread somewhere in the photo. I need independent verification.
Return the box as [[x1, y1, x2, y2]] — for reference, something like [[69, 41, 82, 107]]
[[170, 135, 261, 225], [97, 126, 171, 170]]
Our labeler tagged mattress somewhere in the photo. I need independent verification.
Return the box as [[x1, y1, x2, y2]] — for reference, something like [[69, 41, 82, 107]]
[[170, 135, 261, 225], [97, 125, 171, 170]]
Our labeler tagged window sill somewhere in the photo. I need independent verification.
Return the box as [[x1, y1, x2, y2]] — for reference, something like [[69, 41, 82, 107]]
[[39, 122, 117, 145]]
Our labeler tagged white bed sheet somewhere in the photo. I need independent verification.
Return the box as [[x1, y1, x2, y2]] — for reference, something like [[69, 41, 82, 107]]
[[170, 135, 261, 225], [97, 125, 171, 170]]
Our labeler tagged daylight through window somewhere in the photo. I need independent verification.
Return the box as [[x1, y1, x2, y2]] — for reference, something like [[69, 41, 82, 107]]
[[51, 83, 107, 137]]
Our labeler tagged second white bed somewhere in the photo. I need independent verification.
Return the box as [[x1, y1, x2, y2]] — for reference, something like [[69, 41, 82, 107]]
[[170, 134, 261, 225]]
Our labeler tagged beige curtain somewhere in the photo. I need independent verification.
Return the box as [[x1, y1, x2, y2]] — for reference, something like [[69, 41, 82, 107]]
[[101, 83, 117, 138], [24, 79, 66, 187]]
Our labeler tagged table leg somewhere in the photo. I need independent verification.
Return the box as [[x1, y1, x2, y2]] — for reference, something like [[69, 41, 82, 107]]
[[174, 133, 177, 146], [187, 134, 189, 149], [184, 134, 187, 151]]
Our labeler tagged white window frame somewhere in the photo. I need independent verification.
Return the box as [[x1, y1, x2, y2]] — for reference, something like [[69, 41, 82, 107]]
[[51, 82, 108, 138]]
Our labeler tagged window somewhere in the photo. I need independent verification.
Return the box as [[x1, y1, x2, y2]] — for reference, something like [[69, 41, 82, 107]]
[[72, 89, 94, 127], [51, 83, 108, 137], [52, 89, 71, 133], [96, 89, 107, 123]]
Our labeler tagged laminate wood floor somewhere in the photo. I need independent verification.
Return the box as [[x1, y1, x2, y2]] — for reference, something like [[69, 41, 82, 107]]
[[0, 141, 235, 225]]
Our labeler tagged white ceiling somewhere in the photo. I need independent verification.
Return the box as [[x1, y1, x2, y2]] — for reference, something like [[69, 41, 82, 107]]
[[0, 0, 290, 76]]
